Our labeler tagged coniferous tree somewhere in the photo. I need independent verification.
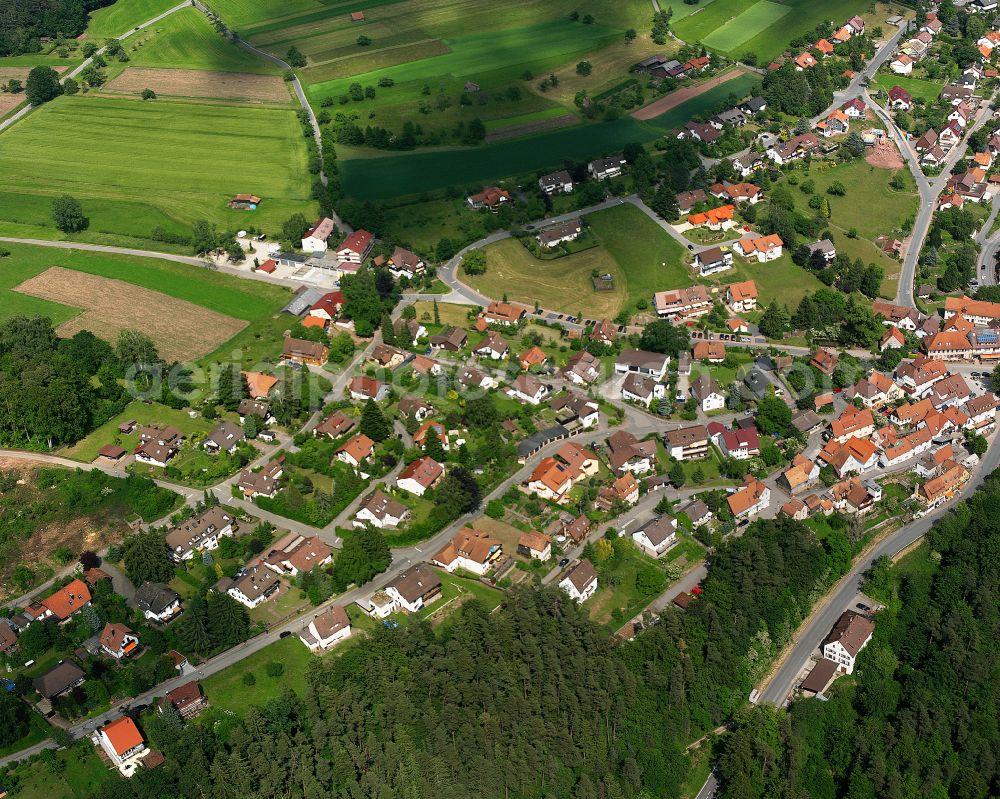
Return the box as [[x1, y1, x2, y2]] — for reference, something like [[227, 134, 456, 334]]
[[359, 398, 391, 441]]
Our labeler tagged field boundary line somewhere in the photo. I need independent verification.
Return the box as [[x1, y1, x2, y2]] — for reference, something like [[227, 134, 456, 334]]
[[631, 66, 750, 121]]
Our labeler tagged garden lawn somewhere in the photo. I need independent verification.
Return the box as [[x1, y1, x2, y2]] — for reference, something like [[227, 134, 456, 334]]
[[587, 544, 665, 627], [248, 582, 314, 626], [0, 711, 52, 758], [120, 7, 283, 74], [782, 158, 918, 244], [58, 400, 216, 462], [587, 204, 691, 310], [200, 635, 313, 714], [86, 0, 182, 38], [1, 743, 110, 799], [723, 252, 828, 309], [421, 569, 503, 621], [872, 72, 945, 105], [411, 300, 477, 327], [382, 196, 492, 255], [0, 95, 315, 244], [466, 238, 626, 318]]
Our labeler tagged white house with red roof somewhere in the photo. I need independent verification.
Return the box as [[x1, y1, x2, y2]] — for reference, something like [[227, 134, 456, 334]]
[[336, 229, 374, 263], [96, 717, 148, 776], [308, 291, 345, 322], [301, 217, 336, 253]]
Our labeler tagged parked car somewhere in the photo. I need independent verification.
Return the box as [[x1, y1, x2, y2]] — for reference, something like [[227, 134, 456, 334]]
[[558, 558, 570, 568]]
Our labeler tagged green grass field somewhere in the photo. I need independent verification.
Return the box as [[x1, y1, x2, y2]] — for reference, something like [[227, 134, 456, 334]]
[[587, 204, 691, 310], [120, 7, 282, 74], [340, 117, 654, 199], [468, 238, 626, 318], [872, 72, 945, 105], [725, 252, 828, 310], [0, 95, 315, 243], [674, 0, 870, 61], [701, 1, 790, 51], [1, 743, 110, 799], [201, 635, 314, 713], [86, 0, 181, 39]]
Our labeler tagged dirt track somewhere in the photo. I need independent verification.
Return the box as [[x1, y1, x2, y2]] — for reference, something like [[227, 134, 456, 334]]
[[14, 267, 247, 361], [104, 67, 290, 102], [631, 68, 749, 121]]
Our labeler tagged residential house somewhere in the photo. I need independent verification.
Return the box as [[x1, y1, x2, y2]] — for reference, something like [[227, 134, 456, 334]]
[[539, 170, 573, 194], [97, 717, 148, 771], [355, 489, 409, 529], [615, 349, 669, 379], [203, 421, 244, 455], [621, 372, 664, 408], [299, 606, 352, 652], [38, 579, 92, 624], [165, 507, 235, 562], [727, 476, 770, 518], [732, 152, 765, 177], [384, 563, 442, 614], [693, 340, 726, 362], [517, 531, 552, 561], [396, 456, 444, 496], [458, 366, 495, 390], [369, 344, 409, 370], [588, 155, 627, 180], [507, 373, 550, 405], [682, 121, 722, 143], [818, 437, 879, 477], [888, 85, 912, 110], [315, 410, 355, 439], [809, 238, 837, 261], [681, 500, 712, 527], [99, 623, 139, 660], [226, 565, 281, 609], [481, 300, 526, 326], [895, 355, 947, 395], [134, 425, 184, 467], [386, 247, 425, 280], [726, 279, 759, 312], [161, 681, 207, 720], [550, 392, 599, 429], [429, 326, 468, 352], [136, 583, 181, 624], [263, 534, 333, 577], [473, 330, 510, 360], [606, 430, 657, 475], [708, 422, 760, 460], [677, 188, 708, 212], [562, 350, 602, 385], [880, 326, 905, 351], [780, 454, 820, 493], [394, 318, 427, 345], [687, 205, 735, 231], [348, 375, 389, 402], [334, 229, 374, 263], [237, 398, 273, 425], [467, 186, 511, 211], [243, 371, 278, 400], [301, 217, 336, 253], [653, 284, 713, 318], [966, 392, 999, 429], [795, 51, 818, 70], [781, 498, 809, 521], [536, 220, 582, 248], [307, 291, 345, 322], [34, 661, 85, 701], [891, 53, 913, 74], [829, 405, 875, 443], [810, 348, 839, 376], [664, 424, 710, 460], [432, 528, 503, 575], [691, 374, 725, 411], [518, 346, 548, 371], [283, 337, 329, 367], [916, 461, 970, 507], [766, 132, 820, 164], [823, 610, 875, 674], [734, 234, 783, 262], [559, 560, 598, 603], [632, 516, 678, 558], [944, 295, 1000, 326]]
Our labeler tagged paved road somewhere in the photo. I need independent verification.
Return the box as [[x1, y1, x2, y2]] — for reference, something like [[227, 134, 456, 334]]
[[0, 0, 190, 134], [758, 430, 1000, 706]]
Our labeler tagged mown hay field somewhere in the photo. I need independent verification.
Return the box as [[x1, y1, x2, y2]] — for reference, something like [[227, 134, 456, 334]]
[[0, 95, 314, 240], [105, 67, 292, 102], [14, 267, 248, 361]]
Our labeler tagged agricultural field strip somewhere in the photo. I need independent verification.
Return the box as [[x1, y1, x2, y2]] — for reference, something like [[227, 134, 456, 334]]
[[13, 267, 247, 361], [104, 67, 291, 102], [701, 1, 791, 51]]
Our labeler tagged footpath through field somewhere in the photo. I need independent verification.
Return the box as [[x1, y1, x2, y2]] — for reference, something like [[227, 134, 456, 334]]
[[631, 67, 751, 121]]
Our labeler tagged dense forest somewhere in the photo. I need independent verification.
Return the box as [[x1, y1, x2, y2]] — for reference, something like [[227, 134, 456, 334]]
[[713, 467, 1000, 799], [0, 0, 113, 56], [72, 517, 846, 799]]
